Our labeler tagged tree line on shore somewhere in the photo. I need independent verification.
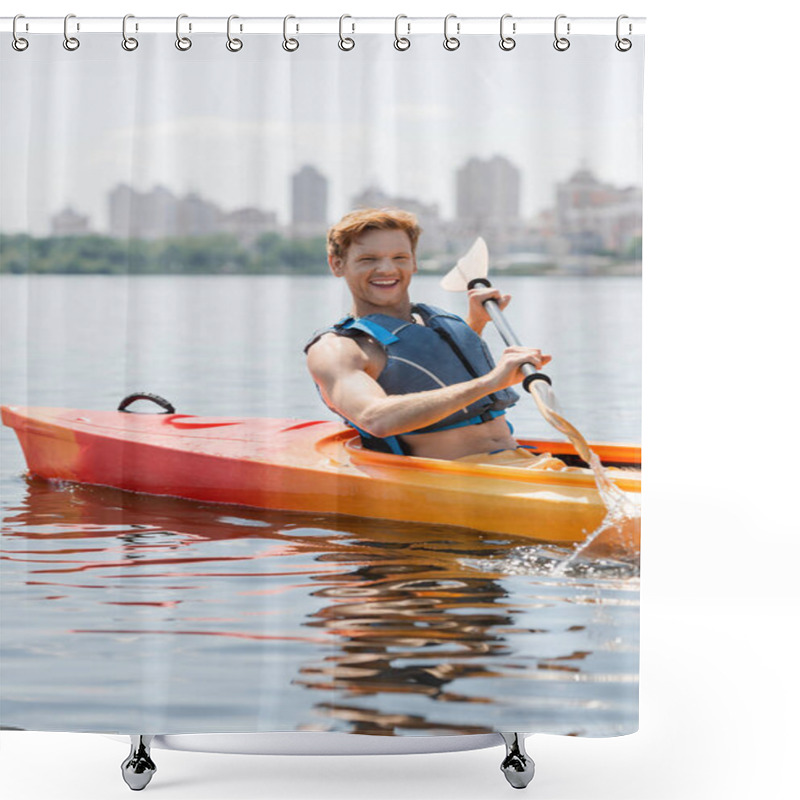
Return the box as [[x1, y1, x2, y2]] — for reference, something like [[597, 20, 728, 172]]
[[0, 232, 643, 276], [0, 233, 329, 275]]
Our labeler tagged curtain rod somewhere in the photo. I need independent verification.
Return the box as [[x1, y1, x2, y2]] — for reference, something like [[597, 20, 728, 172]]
[[1, 16, 646, 37]]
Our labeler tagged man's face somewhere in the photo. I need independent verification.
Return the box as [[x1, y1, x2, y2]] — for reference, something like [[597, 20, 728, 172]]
[[330, 228, 417, 314]]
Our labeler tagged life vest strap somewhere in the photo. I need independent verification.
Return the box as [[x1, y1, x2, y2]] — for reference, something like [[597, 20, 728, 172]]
[[338, 317, 400, 346]]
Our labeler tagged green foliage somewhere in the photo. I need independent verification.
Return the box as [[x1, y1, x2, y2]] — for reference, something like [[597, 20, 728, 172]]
[[623, 236, 643, 261], [0, 233, 330, 275], [252, 234, 328, 274], [0, 232, 641, 276]]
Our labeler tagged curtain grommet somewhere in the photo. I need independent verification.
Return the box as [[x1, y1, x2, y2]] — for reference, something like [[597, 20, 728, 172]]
[[63, 13, 80, 51], [282, 15, 299, 52], [443, 14, 460, 51], [499, 14, 516, 51], [553, 14, 570, 52], [338, 15, 355, 51], [226, 15, 243, 52], [175, 14, 192, 51], [12, 14, 29, 51], [394, 15, 411, 51], [615, 15, 632, 51], [121, 14, 139, 51]]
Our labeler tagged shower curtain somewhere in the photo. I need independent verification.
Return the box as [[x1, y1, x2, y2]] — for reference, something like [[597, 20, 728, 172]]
[[0, 17, 643, 744]]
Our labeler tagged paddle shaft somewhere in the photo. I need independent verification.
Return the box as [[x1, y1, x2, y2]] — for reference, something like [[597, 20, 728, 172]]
[[467, 278, 551, 390], [457, 251, 599, 465], [468, 278, 597, 460]]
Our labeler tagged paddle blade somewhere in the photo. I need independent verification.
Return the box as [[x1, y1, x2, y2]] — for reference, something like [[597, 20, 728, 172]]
[[440, 236, 489, 291]]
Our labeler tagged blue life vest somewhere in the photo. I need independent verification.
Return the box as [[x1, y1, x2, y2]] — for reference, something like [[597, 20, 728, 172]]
[[305, 303, 519, 454]]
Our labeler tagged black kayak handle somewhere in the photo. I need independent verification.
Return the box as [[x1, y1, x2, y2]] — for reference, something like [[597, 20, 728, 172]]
[[118, 392, 176, 414], [467, 277, 552, 391]]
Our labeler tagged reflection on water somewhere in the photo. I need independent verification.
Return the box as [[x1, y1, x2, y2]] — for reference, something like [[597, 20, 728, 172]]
[[1, 479, 638, 736], [0, 276, 640, 735]]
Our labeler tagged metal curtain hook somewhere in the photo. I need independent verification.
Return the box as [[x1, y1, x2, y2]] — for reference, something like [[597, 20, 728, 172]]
[[553, 14, 570, 51], [615, 15, 632, 51], [176, 13, 192, 51], [443, 14, 460, 51], [227, 15, 243, 51], [12, 14, 29, 52], [338, 14, 355, 51], [283, 15, 299, 52], [499, 13, 516, 51], [122, 14, 139, 51], [63, 13, 80, 51], [394, 14, 410, 51]]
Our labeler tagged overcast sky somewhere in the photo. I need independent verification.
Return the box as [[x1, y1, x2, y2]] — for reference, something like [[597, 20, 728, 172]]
[[1, 33, 643, 235]]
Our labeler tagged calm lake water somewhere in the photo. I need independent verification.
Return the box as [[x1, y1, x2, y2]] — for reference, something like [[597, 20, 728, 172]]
[[0, 274, 640, 736]]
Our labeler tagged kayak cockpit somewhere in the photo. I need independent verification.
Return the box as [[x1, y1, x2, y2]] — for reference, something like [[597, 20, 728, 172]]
[[320, 435, 641, 495]]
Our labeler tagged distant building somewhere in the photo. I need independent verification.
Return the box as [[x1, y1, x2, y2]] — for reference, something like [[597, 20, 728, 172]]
[[221, 207, 278, 247], [109, 183, 179, 240], [555, 168, 642, 254], [350, 186, 445, 254], [177, 191, 222, 237], [457, 156, 521, 223], [51, 206, 91, 236], [456, 156, 521, 223], [291, 165, 328, 237], [108, 184, 136, 238], [351, 186, 440, 224], [146, 185, 180, 239], [108, 183, 278, 246], [455, 155, 522, 254], [352, 186, 392, 210]]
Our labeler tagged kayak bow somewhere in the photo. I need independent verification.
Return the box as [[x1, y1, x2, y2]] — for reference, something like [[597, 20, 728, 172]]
[[1, 406, 640, 550]]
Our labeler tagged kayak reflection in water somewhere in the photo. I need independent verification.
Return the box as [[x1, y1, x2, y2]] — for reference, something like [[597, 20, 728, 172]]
[[305, 208, 566, 468]]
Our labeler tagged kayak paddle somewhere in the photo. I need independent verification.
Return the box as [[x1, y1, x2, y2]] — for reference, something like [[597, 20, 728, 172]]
[[441, 237, 552, 394]]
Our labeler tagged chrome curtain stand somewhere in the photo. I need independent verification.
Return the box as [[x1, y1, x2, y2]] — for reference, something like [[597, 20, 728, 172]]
[[119, 732, 534, 790]]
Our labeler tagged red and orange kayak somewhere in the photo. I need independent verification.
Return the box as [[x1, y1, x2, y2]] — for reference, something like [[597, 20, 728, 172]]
[[1, 405, 640, 551]]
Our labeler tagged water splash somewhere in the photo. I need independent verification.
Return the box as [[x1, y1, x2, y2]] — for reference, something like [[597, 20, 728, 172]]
[[527, 381, 641, 572], [587, 451, 640, 520], [550, 452, 640, 575], [461, 439, 640, 580], [462, 544, 638, 580]]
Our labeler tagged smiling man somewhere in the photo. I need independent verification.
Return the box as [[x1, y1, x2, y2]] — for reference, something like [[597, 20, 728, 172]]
[[304, 208, 560, 463]]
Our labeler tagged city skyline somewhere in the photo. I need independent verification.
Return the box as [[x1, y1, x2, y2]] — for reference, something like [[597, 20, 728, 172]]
[[41, 160, 641, 267], [27, 155, 639, 239], [4, 161, 628, 238], [1, 34, 643, 239]]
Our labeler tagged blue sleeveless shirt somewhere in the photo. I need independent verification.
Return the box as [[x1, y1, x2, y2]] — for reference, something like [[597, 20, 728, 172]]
[[305, 303, 518, 454]]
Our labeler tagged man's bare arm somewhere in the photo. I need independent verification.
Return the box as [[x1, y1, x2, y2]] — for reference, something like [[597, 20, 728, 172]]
[[306, 333, 548, 438]]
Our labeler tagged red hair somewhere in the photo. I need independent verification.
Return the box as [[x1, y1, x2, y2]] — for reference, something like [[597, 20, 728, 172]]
[[327, 208, 421, 260]]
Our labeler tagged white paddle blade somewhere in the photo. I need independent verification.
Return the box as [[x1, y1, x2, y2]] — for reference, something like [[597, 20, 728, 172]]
[[440, 236, 489, 291]]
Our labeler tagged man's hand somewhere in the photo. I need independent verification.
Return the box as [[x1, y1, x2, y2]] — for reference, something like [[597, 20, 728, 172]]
[[485, 346, 552, 392], [466, 287, 511, 335]]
